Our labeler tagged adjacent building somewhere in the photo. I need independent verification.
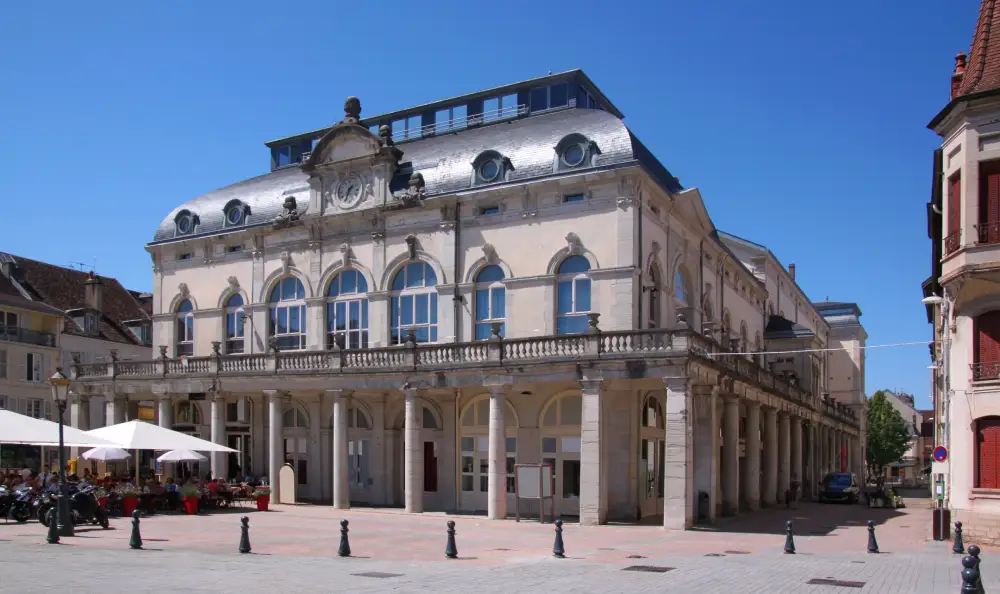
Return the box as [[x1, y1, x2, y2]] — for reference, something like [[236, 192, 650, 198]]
[[925, 0, 1000, 545], [71, 70, 862, 527]]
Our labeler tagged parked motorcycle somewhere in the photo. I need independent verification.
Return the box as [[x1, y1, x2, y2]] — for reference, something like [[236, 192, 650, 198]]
[[0, 485, 34, 523], [32, 491, 55, 523], [41, 485, 109, 529]]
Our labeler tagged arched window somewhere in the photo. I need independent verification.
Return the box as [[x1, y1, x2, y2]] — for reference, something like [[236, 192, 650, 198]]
[[474, 265, 506, 340], [641, 396, 664, 429], [541, 394, 582, 505], [176, 299, 194, 356], [740, 322, 749, 358], [556, 256, 591, 335], [224, 294, 245, 354], [977, 417, 1000, 488], [674, 266, 689, 306], [348, 406, 371, 429], [639, 395, 665, 503], [175, 401, 202, 425], [647, 265, 661, 329], [327, 269, 369, 350], [390, 261, 438, 344], [283, 407, 308, 428], [269, 277, 306, 350]]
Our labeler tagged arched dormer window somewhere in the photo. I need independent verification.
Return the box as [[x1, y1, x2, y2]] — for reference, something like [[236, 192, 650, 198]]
[[174, 210, 198, 237], [390, 261, 438, 344], [269, 277, 306, 350], [223, 199, 249, 228], [327, 269, 369, 350], [474, 265, 505, 340], [176, 299, 194, 356], [472, 151, 511, 185], [224, 294, 245, 354], [556, 256, 591, 335], [555, 133, 597, 171], [646, 264, 661, 328]]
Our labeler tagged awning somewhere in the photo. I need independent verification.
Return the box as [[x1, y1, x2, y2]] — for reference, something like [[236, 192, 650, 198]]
[[0, 409, 121, 447], [85, 420, 237, 452]]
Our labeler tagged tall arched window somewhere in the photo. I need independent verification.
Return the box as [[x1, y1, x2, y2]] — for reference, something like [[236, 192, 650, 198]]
[[176, 299, 194, 356], [327, 269, 369, 350], [224, 294, 245, 354], [647, 265, 661, 329], [474, 265, 505, 340], [269, 277, 306, 350], [674, 267, 689, 306], [556, 256, 591, 335], [390, 261, 438, 344]]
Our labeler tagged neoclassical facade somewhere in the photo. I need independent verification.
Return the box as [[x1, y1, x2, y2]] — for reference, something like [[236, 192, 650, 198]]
[[72, 71, 861, 527]]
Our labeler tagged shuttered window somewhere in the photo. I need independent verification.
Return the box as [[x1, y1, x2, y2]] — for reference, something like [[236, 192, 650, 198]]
[[977, 417, 1000, 489], [950, 173, 962, 237], [977, 312, 1000, 365], [981, 162, 1000, 244]]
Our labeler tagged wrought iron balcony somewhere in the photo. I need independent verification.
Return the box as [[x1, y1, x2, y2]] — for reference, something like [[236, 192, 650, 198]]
[[971, 361, 1000, 382], [70, 321, 858, 427], [0, 326, 56, 348], [979, 222, 1000, 245], [945, 229, 962, 254]]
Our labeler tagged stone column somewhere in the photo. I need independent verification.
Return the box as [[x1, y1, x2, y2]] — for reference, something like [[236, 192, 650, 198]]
[[105, 395, 126, 426], [762, 407, 778, 506], [69, 394, 90, 460], [743, 401, 761, 511], [157, 395, 173, 478], [721, 395, 740, 516], [791, 417, 802, 499], [329, 389, 351, 510], [579, 377, 605, 526], [664, 376, 694, 529], [828, 428, 835, 475], [266, 390, 282, 502], [778, 412, 790, 499], [486, 383, 508, 520], [210, 394, 227, 480], [404, 388, 423, 513], [804, 423, 815, 500]]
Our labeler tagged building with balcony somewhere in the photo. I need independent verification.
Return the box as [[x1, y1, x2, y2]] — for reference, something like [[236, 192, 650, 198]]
[[71, 70, 863, 527], [925, 0, 1000, 546]]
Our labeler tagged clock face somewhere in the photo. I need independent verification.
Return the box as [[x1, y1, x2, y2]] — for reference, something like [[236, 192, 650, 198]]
[[336, 176, 363, 208]]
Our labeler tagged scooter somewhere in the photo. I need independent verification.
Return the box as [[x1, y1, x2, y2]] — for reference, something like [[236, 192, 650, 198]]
[[0, 485, 33, 523]]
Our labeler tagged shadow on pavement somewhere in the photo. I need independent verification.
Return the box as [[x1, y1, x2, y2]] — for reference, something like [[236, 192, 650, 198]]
[[689, 502, 906, 536]]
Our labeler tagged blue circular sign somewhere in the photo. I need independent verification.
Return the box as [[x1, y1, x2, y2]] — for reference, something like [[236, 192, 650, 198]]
[[933, 446, 948, 462]]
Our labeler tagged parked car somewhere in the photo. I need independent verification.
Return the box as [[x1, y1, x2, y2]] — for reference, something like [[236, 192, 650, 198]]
[[818, 472, 860, 504]]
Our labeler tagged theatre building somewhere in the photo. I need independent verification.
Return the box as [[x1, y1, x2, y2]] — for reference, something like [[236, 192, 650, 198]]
[[71, 71, 863, 527]]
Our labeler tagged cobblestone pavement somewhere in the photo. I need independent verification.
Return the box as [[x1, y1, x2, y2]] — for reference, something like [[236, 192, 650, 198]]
[[0, 502, 992, 592]]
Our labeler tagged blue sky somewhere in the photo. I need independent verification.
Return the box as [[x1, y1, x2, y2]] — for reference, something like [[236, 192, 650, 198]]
[[0, 1, 980, 407]]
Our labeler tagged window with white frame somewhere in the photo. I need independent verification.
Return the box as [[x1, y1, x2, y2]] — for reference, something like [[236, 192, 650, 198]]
[[176, 299, 194, 356], [224, 294, 246, 354], [474, 265, 505, 340], [25, 352, 42, 382], [556, 256, 591, 335], [25, 398, 42, 419], [326, 269, 369, 350], [390, 261, 438, 344], [269, 277, 307, 350]]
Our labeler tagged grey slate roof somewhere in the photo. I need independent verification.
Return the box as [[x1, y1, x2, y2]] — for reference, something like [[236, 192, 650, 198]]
[[764, 315, 816, 340], [151, 108, 683, 244]]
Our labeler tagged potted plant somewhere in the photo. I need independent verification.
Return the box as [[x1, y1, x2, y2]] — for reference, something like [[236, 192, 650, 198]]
[[116, 485, 140, 517], [180, 483, 201, 515], [253, 486, 271, 511], [93, 486, 109, 511]]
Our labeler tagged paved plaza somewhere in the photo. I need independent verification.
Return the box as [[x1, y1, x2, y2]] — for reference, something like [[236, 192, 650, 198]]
[[0, 502, 991, 592]]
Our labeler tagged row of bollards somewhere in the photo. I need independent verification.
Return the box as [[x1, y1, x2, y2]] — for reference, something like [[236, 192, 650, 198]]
[[783, 519, 880, 555], [960, 545, 985, 594]]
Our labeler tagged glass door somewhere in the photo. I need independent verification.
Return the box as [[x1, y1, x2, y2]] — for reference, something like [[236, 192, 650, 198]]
[[227, 433, 251, 481], [542, 436, 580, 517]]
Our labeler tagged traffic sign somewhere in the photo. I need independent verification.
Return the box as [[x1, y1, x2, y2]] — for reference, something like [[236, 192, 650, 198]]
[[933, 445, 948, 463]]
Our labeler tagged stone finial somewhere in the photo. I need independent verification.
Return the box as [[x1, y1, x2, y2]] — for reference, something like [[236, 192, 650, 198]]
[[676, 312, 688, 329], [343, 96, 361, 122], [489, 322, 503, 342], [108, 349, 118, 362], [212, 341, 221, 356], [378, 124, 393, 146], [586, 313, 601, 335], [159, 345, 169, 359], [400, 172, 425, 204]]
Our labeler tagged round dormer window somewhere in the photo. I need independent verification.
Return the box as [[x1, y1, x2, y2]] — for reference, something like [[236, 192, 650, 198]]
[[226, 206, 244, 226], [562, 143, 586, 167], [479, 159, 501, 183], [176, 214, 194, 235]]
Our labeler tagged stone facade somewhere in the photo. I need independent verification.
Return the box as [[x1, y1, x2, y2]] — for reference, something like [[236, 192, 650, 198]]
[[71, 72, 862, 526]]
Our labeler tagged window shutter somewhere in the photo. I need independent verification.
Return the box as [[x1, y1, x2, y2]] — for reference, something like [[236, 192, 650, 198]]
[[979, 420, 1000, 489], [977, 312, 1000, 364], [949, 174, 962, 237]]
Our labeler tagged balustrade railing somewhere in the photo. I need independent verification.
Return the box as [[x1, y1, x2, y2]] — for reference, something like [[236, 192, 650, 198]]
[[971, 361, 1000, 382]]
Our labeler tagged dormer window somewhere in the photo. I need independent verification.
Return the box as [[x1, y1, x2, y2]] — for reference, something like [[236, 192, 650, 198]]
[[223, 200, 249, 228], [472, 151, 510, 185], [174, 210, 198, 236], [555, 134, 596, 171]]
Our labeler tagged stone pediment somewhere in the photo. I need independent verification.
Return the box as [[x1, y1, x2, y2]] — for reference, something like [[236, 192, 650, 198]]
[[302, 96, 402, 172]]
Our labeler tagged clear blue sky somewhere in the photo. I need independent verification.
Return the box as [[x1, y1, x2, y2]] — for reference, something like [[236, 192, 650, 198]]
[[0, 1, 980, 407]]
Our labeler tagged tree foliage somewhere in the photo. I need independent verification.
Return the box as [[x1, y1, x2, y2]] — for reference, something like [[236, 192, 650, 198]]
[[866, 390, 913, 487]]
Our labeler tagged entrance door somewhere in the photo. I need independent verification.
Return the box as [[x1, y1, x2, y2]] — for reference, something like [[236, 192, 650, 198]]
[[542, 436, 581, 517], [460, 435, 489, 512], [227, 433, 251, 481], [348, 438, 370, 504], [284, 437, 308, 496], [639, 438, 665, 518]]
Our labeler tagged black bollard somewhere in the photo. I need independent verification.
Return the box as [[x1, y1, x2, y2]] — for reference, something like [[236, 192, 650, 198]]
[[239, 516, 251, 554], [955, 522, 966, 554], [963, 555, 980, 594], [45, 500, 60, 544], [784, 520, 796, 554], [867, 520, 880, 554], [128, 510, 142, 550], [445, 520, 458, 559], [338, 519, 351, 558], [969, 545, 985, 594], [553, 519, 565, 558]]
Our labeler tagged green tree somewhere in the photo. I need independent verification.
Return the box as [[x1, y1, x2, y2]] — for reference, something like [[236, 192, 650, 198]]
[[866, 390, 913, 489]]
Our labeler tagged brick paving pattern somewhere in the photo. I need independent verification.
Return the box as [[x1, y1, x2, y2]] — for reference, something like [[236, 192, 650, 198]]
[[0, 502, 994, 592]]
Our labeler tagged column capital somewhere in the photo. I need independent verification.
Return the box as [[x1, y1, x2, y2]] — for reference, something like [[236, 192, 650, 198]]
[[777, 410, 790, 419], [483, 374, 514, 394], [722, 393, 740, 405], [579, 378, 606, 393], [262, 389, 288, 403], [662, 375, 688, 392], [745, 399, 761, 410], [325, 389, 354, 400], [790, 415, 803, 426]]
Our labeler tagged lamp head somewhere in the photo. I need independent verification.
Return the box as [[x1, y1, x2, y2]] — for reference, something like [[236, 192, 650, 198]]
[[49, 368, 69, 404], [922, 295, 944, 306]]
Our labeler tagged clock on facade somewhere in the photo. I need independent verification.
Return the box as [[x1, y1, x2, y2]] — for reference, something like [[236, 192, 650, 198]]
[[336, 175, 364, 208]]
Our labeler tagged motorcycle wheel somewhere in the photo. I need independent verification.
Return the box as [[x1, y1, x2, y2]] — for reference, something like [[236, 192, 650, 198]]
[[99, 512, 109, 529], [42, 508, 54, 528], [11, 506, 30, 523], [37, 505, 52, 524]]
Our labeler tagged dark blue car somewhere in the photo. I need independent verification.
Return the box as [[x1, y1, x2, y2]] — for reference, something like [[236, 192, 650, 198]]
[[818, 472, 860, 504]]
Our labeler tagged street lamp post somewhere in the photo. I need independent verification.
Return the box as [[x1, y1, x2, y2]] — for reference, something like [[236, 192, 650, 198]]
[[49, 369, 73, 538], [923, 293, 949, 541]]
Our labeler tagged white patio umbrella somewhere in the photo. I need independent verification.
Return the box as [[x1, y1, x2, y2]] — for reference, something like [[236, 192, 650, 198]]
[[156, 449, 208, 463], [85, 420, 237, 452], [81, 447, 132, 461], [0, 409, 120, 448]]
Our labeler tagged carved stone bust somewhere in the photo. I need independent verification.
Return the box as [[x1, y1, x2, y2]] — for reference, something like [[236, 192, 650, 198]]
[[343, 96, 361, 123]]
